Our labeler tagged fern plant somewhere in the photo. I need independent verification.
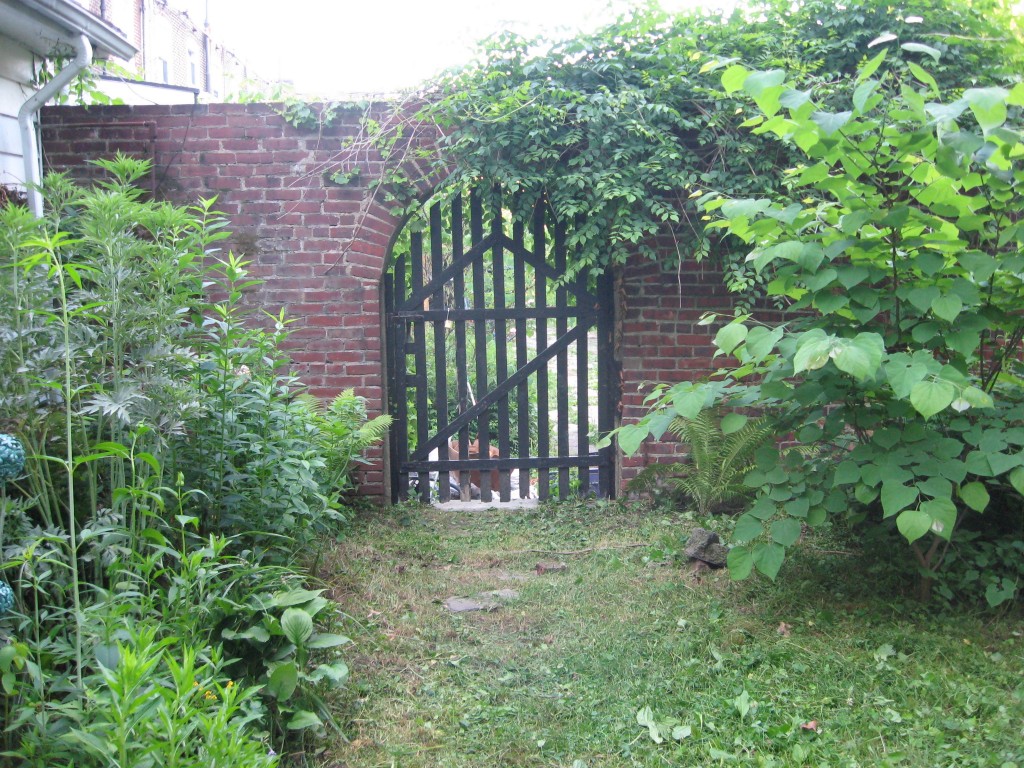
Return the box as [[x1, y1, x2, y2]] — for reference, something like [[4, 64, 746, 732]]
[[297, 391, 392, 495], [630, 410, 774, 516]]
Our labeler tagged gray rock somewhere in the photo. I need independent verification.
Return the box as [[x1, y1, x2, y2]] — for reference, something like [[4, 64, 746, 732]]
[[443, 589, 519, 613], [684, 527, 728, 568], [444, 597, 497, 612], [700, 542, 729, 568]]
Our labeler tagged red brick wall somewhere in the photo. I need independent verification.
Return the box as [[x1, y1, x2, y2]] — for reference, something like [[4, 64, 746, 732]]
[[617, 246, 738, 483], [41, 103, 732, 499]]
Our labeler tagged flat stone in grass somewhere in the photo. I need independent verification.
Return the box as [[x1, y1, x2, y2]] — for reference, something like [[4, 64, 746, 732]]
[[443, 589, 520, 613], [684, 527, 729, 568]]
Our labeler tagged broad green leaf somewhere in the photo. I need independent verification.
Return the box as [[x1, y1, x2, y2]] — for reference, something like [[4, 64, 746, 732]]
[[727, 546, 753, 580], [287, 710, 324, 730], [715, 323, 748, 355], [958, 482, 989, 513], [721, 413, 749, 434], [733, 513, 764, 543], [743, 326, 782, 360], [901, 42, 941, 62], [910, 379, 955, 418], [793, 330, 832, 374], [784, 496, 810, 518], [831, 333, 884, 381], [868, 33, 897, 49], [921, 498, 957, 540], [743, 69, 786, 97], [308, 661, 349, 685], [806, 506, 827, 526], [307, 633, 351, 649], [853, 79, 879, 113], [885, 356, 931, 399], [896, 508, 931, 544], [267, 662, 299, 701], [833, 460, 861, 486], [811, 111, 852, 136], [721, 65, 749, 94], [1009, 467, 1024, 496], [722, 198, 770, 218], [858, 49, 888, 81], [964, 87, 1009, 132], [985, 580, 1016, 608], [1009, 82, 1024, 106], [881, 482, 918, 519], [988, 452, 1023, 476], [753, 542, 785, 581], [770, 518, 802, 547], [907, 62, 939, 96], [930, 294, 963, 322], [673, 389, 705, 420], [280, 607, 314, 647], [617, 424, 649, 456], [779, 88, 811, 110]]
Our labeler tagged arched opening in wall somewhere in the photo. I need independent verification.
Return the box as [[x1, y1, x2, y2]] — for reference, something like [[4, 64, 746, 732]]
[[382, 186, 618, 505]]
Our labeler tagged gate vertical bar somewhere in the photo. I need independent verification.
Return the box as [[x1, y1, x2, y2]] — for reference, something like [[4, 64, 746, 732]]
[[392, 255, 410, 500], [470, 190, 493, 501], [429, 203, 450, 501], [554, 220, 570, 499], [576, 263, 590, 493], [513, 214, 529, 498], [533, 200, 550, 500], [491, 190, 511, 502], [410, 231, 430, 502], [597, 267, 617, 497], [384, 272, 399, 502], [451, 193, 472, 501]]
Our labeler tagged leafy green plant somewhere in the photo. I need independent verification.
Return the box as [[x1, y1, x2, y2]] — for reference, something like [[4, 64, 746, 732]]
[[296, 390, 393, 497], [346, 0, 1021, 286], [222, 587, 350, 746], [0, 159, 369, 763], [625, 52, 1024, 602], [627, 409, 775, 515]]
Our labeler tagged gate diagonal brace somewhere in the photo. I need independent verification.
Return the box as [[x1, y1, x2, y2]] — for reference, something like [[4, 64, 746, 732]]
[[409, 324, 587, 462]]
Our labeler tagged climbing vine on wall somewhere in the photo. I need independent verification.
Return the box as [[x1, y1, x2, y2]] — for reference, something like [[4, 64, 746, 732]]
[[323, 0, 1022, 290]]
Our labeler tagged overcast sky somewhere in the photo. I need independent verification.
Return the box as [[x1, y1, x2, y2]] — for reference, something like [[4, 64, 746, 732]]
[[185, 0, 717, 97]]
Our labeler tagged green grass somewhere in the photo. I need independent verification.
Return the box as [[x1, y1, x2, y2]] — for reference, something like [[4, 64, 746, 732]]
[[318, 500, 1024, 768]]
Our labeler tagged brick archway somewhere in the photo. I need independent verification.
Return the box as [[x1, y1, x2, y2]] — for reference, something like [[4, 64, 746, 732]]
[[42, 102, 740, 502]]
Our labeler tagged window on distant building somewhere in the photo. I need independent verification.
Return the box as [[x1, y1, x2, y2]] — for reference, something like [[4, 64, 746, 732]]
[[188, 48, 197, 86], [159, 57, 169, 83]]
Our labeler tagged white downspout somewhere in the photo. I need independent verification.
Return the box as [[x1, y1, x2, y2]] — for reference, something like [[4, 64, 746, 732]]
[[17, 33, 93, 218]]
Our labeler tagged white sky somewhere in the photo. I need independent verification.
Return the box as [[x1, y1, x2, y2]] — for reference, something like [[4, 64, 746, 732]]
[[189, 0, 718, 97]]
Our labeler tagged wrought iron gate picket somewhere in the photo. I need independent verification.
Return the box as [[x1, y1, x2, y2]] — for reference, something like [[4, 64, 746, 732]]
[[384, 188, 616, 503]]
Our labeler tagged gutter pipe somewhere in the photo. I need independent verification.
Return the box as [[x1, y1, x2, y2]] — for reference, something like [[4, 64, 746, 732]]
[[17, 33, 93, 217]]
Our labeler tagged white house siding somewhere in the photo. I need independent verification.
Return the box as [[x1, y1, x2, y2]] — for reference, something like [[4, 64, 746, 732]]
[[0, 32, 36, 189]]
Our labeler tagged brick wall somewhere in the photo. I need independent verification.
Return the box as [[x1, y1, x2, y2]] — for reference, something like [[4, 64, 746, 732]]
[[41, 103, 733, 499], [617, 246, 737, 482]]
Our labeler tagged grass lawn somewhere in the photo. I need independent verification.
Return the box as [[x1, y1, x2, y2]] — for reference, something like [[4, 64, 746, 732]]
[[319, 500, 1023, 767]]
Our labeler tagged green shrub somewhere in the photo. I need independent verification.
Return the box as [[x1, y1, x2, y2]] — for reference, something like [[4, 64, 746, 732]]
[[1, 158, 386, 763], [624, 54, 1024, 604]]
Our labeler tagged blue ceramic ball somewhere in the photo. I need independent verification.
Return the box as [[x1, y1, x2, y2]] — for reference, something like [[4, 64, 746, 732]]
[[0, 434, 25, 484], [0, 582, 13, 615]]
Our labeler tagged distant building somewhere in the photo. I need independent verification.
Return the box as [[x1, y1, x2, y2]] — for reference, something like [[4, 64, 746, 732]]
[[71, 0, 273, 104], [0, 0, 134, 211]]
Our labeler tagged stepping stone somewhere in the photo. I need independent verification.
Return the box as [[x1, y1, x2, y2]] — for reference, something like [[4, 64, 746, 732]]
[[535, 561, 568, 574], [442, 589, 519, 613]]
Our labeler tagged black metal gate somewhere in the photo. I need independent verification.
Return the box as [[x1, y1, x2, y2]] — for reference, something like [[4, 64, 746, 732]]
[[383, 188, 617, 503]]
